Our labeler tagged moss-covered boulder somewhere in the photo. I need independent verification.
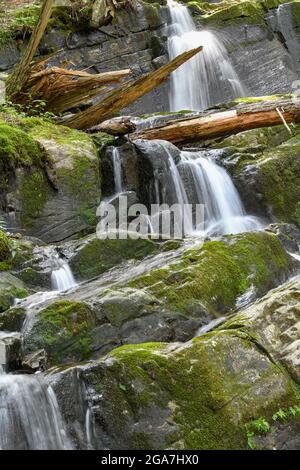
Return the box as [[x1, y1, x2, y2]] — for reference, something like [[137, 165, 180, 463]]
[[0, 116, 102, 243], [23, 300, 96, 366], [223, 276, 300, 384], [126, 231, 296, 316], [49, 325, 300, 449], [68, 235, 159, 281], [24, 231, 296, 366], [0, 273, 28, 313], [0, 306, 26, 332], [216, 126, 300, 225]]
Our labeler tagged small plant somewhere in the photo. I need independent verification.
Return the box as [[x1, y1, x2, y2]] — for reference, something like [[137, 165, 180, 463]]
[[246, 430, 256, 450], [0, 215, 7, 231], [272, 408, 287, 422], [251, 417, 270, 434]]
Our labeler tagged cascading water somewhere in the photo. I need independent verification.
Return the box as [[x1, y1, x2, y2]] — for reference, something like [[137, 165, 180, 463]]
[[179, 151, 262, 236], [0, 371, 72, 450], [167, 0, 246, 111], [112, 147, 123, 193], [135, 139, 262, 237], [51, 261, 77, 291]]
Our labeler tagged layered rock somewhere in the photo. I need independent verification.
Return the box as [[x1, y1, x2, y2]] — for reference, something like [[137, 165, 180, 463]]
[[20, 231, 298, 365], [0, 117, 103, 243], [47, 276, 300, 450], [214, 125, 300, 225]]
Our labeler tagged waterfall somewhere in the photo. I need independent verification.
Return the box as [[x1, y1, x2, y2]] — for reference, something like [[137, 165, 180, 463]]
[[179, 151, 262, 236], [51, 261, 77, 291], [112, 147, 123, 193], [0, 372, 71, 450], [135, 139, 262, 238], [167, 0, 246, 111]]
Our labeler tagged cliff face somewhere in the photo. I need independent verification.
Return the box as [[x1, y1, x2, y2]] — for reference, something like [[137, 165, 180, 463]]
[[1, 0, 300, 116]]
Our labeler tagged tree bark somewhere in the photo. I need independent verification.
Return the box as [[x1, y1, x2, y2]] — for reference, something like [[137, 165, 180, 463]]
[[6, 0, 54, 99], [63, 46, 203, 130], [130, 98, 300, 144], [20, 65, 131, 113]]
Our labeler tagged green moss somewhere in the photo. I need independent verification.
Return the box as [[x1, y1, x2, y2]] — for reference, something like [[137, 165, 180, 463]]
[[255, 137, 300, 225], [20, 171, 48, 224], [92, 132, 115, 155], [92, 328, 299, 449], [189, 0, 286, 28], [0, 230, 11, 263], [0, 306, 26, 331], [292, 1, 300, 27], [71, 236, 159, 281], [0, 121, 44, 178], [23, 118, 92, 146], [23, 118, 101, 230], [126, 232, 291, 315], [26, 300, 96, 365]]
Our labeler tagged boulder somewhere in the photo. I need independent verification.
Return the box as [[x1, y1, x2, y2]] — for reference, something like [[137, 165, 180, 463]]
[[48, 325, 300, 449], [22, 231, 298, 365], [0, 332, 22, 371], [0, 272, 28, 313], [67, 234, 158, 281], [0, 118, 102, 243]]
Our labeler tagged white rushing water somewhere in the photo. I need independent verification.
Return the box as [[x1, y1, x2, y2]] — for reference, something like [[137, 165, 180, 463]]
[[0, 369, 71, 450], [112, 147, 123, 193], [167, 0, 246, 111], [179, 151, 262, 236], [51, 261, 77, 292]]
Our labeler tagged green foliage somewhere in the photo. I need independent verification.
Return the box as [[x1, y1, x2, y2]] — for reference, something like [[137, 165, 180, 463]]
[[251, 417, 270, 433], [0, 4, 40, 48], [0, 230, 11, 263], [246, 403, 300, 448]]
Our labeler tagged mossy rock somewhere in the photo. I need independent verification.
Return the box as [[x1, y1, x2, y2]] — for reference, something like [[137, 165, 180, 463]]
[[59, 328, 300, 449], [0, 120, 44, 192], [69, 235, 159, 281], [0, 272, 28, 313], [0, 230, 11, 264], [126, 231, 294, 316], [191, 0, 286, 28], [0, 116, 101, 242], [0, 306, 26, 332], [23, 300, 96, 366]]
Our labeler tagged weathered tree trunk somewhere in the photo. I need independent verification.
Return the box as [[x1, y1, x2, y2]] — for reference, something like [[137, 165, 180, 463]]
[[130, 98, 300, 143], [63, 46, 203, 130], [6, 0, 54, 99], [87, 116, 137, 135], [20, 65, 131, 113]]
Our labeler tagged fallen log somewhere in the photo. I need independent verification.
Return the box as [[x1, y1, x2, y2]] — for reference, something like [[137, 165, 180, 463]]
[[130, 98, 300, 144], [18, 63, 131, 113], [87, 116, 137, 135], [63, 46, 203, 130], [6, 0, 54, 99]]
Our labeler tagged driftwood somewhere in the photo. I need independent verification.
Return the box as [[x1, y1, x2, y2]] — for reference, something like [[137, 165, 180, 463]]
[[6, 0, 54, 99], [130, 98, 300, 143], [87, 116, 137, 135], [18, 60, 131, 113], [63, 46, 203, 130]]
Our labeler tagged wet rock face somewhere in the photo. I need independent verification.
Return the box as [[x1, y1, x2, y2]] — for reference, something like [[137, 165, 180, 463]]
[[48, 276, 300, 450], [20, 230, 298, 367], [213, 126, 300, 225], [0, 120, 102, 243]]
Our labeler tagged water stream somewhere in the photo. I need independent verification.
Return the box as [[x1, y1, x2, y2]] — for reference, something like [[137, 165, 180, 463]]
[[167, 0, 246, 111]]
